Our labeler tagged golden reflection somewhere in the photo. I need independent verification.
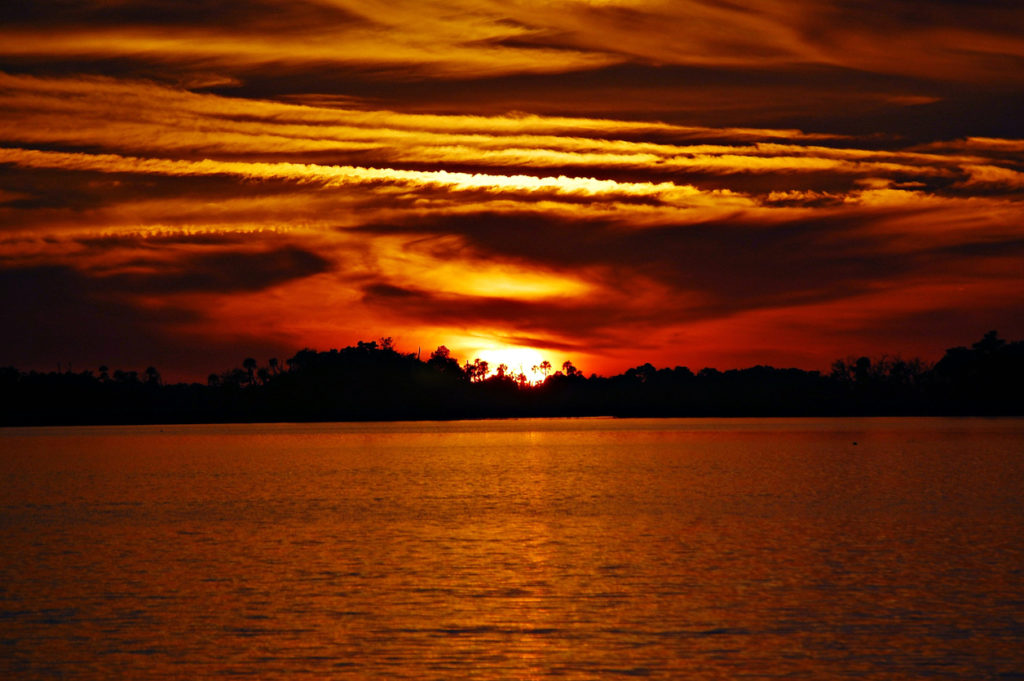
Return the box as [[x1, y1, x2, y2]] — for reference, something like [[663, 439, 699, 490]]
[[4, 420, 1024, 677]]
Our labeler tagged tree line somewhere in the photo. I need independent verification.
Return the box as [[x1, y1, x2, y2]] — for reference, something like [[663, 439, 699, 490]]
[[1, 331, 1022, 426]]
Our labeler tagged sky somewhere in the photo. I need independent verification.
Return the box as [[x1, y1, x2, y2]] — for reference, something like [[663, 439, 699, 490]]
[[1, 0, 1023, 381]]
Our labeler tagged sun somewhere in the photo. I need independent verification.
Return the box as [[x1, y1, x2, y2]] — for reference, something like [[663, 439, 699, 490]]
[[476, 346, 549, 384]]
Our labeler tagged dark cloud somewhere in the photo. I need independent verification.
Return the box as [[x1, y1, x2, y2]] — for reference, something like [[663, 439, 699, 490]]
[[929, 238, 1024, 260], [362, 209, 1024, 323], [0, 263, 302, 378], [361, 282, 631, 347], [100, 246, 333, 294], [1, 243, 333, 374], [0, 264, 191, 368], [880, 304, 1024, 349], [0, 0, 366, 32], [811, 297, 1024, 365], [3, 13, 1019, 143], [75, 231, 257, 249], [2, 0, 1021, 143], [807, 0, 1024, 35], [0, 165, 305, 216], [0, 56, 218, 90], [364, 283, 421, 299], [198, 61, 1022, 141]]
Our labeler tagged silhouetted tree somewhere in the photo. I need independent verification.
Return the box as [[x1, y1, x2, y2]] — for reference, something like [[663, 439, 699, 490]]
[[3, 331, 1022, 426], [428, 346, 465, 379], [242, 358, 257, 386], [113, 369, 139, 384], [222, 368, 248, 388], [973, 330, 1006, 354], [463, 358, 489, 382], [625, 363, 656, 383]]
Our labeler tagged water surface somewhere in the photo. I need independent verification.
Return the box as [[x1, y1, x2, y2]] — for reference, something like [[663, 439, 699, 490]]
[[2, 418, 1023, 679]]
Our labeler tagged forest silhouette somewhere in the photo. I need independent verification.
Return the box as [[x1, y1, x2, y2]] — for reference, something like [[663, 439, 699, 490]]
[[1, 331, 1022, 426]]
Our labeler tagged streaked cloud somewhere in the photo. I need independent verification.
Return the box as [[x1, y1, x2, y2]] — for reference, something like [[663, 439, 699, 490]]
[[1, 2, 1023, 378]]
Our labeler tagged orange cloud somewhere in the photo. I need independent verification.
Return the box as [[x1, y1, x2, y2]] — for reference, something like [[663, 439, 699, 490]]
[[2, 1, 1024, 380]]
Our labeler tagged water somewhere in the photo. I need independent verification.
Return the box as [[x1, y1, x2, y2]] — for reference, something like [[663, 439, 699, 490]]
[[2, 417, 1023, 679]]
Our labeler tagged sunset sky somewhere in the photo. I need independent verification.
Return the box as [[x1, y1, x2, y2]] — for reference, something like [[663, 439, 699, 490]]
[[2, 0, 1023, 381]]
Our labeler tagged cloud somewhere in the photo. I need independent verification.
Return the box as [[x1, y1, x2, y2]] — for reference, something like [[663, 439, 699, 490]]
[[2, 71, 1021, 377], [1, 4, 1023, 378], [0, 264, 191, 369], [357, 200, 1024, 331], [359, 280, 629, 350], [0, 146, 757, 215], [4, 2, 1023, 132], [97, 246, 334, 294], [0, 0, 366, 31], [0, 1, 614, 79], [0, 258, 338, 378], [3, 71, 1016, 210]]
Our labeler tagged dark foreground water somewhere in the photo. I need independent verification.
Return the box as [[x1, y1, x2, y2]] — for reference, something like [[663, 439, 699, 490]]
[[1, 418, 1023, 679]]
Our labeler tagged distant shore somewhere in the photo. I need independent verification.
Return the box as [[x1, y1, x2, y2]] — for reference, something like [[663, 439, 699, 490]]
[[3, 332, 1022, 427]]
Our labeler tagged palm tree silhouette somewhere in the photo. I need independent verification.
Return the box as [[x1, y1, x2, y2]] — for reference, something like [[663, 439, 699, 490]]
[[242, 358, 257, 386]]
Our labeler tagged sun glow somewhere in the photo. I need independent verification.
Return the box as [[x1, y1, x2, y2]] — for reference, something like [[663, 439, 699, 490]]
[[475, 346, 550, 384]]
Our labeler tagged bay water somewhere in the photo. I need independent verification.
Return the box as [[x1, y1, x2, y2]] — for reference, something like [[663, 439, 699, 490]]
[[2, 418, 1023, 679]]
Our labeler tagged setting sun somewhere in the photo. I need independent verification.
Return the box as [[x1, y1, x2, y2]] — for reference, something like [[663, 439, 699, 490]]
[[476, 346, 549, 383]]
